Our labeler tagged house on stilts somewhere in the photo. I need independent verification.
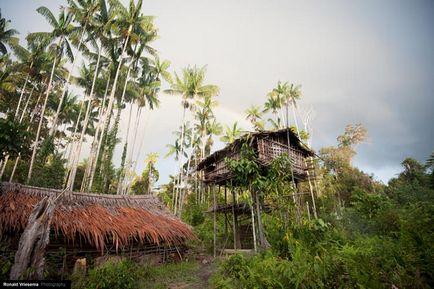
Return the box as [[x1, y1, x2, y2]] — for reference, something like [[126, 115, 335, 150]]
[[196, 128, 317, 253], [0, 182, 195, 277]]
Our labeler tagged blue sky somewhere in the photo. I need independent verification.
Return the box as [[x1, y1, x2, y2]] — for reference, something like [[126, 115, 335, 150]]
[[2, 0, 434, 184]]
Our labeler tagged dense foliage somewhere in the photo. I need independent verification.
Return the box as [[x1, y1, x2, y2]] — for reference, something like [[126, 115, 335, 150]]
[[210, 152, 434, 289]]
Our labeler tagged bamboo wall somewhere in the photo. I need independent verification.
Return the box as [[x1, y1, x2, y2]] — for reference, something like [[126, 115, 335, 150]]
[[202, 135, 309, 184]]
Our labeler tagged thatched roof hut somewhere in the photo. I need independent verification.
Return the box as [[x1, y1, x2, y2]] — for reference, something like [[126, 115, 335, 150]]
[[197, 128, 315, 185], [0, 182, 194, 255]]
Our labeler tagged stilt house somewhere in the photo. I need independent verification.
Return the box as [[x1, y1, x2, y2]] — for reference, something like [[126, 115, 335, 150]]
[[197, 128, 314, 184], [197, 128, 315, 252]]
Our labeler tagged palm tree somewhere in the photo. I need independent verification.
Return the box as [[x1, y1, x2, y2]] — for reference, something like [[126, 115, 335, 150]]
[[245, 105, 264, 131], [26, 6, 75, 182], [0, 10, 18, 55], [49, 0, 100, 137], [263, 94, 283, 129], [26, 49, 70, 182], [143, 152, 159, 194], [220, 122, 242, 144], [79, 0, 118, 191], [270, 81, 304, 222], [287, 83, 302, 137], [88, 0, 157, 193], [165, 65, 219, 215], [9, 39, 50, 120], [122, 56, 170, 195], [205, 119, 222, 156], [195, 95, 218, 160], [65, 58, 103, 190]]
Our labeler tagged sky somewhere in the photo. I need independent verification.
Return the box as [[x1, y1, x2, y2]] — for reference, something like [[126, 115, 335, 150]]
[[2, 0, 434, 184]]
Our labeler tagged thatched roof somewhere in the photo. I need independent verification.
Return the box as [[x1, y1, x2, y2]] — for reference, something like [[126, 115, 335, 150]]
[[0, 183, 195, 253], [197, 128, 314, 170]]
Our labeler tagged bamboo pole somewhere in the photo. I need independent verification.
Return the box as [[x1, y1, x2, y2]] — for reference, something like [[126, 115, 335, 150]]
[[213, 186, 217, 257], [231, 188, 237, 250]]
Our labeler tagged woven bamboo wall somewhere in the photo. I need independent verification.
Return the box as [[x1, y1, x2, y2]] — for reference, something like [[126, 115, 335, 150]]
[[202, 135, 309, 184], [257, 138, 307, 176]]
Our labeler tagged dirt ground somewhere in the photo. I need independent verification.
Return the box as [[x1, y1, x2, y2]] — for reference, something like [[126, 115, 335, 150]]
[[168, 253, 217, 289]]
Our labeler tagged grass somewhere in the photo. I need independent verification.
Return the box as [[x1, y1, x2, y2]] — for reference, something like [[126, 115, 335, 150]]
[[137, 260, 201, 289]]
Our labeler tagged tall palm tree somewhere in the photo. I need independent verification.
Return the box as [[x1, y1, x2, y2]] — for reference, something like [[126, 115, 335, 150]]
[[263, 94, 283, 129], [205, 119, 222, 156], [80, 0, 118, 191], [26, 6, 74, 182], [287, 83, 302, 138], [49, 0, 100, 137], [66, 57, 103, 190], [88, 0, 157, 193], [9, 39, 49, 120], [0, 10, 18, 55], [165, 65, 219, 215], [26, 53, 70, 182], [122, 56, 170, 195], [195, 95, 218, 159]]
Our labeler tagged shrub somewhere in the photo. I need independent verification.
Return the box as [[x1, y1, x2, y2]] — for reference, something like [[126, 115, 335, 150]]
[[84, 259, 138, 289]]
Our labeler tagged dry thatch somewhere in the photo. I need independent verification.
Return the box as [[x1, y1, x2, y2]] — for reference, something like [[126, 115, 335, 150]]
[[0, 183, 195, 253]]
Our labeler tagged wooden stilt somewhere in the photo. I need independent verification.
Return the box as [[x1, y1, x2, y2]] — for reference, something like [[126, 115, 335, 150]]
[[224, 185, 228, 236], [231, 188, 237, 250], [213, 186, 217, 258]]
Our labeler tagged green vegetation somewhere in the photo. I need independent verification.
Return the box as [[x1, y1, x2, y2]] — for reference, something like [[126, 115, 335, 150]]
[[1, 3, 433, 289], [208, 134, 434, 288], [71, 258, 207, 289]]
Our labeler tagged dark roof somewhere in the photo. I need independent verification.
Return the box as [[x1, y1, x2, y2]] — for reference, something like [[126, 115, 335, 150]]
[[197, 128, 314, 170]]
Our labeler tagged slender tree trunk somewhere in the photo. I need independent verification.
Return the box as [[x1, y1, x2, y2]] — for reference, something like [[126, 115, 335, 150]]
[[124, 105, 142, 194], [174, 106, 187, 215], [64, 101, 84, 176], [9, 154, 20, 182], [250, 202, 257, 252], [213, 186, 217, 257], [81, 69, 109, 192], [8, 87, 40, 182], [285, 103, 301, 223], [115, 67, 132, 194], [117, 102, 133, 195], [50, 25, 87, 136], [179, 150, 192, 215], [14, 64, 32, 120], [66, 49, 101, 191], [19, 85, 35, 123], [291, 104, 300, 139], [305, 158, 318, 219], [125, 107, 144, 195], [0, 155, 9, 180], [253, 189, 270, 249], [87, 27, 131, 191], [27, 55, 58, 183], [0, 81, 36, 180]]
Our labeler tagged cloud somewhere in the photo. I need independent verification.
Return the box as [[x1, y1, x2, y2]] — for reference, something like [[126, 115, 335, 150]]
[[3, 0, 433, 184]]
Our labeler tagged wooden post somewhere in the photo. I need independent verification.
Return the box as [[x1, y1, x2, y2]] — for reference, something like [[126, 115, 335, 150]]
[[305, 157, 318, 219], [250, 203, 257, 252], [213, 186, 217, 257], [254, 189, 270, 250], [306, 201, 311, 221], [224, 185, 228, 236], [231, 189, 237, 250]]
